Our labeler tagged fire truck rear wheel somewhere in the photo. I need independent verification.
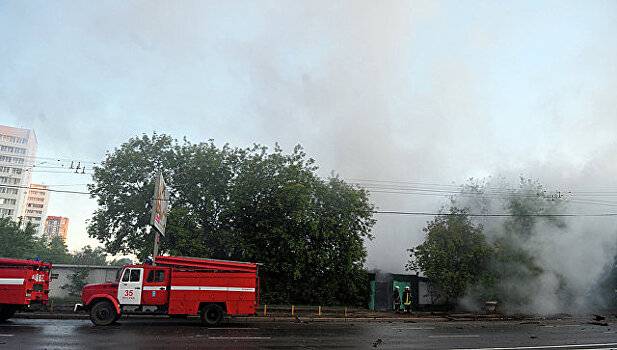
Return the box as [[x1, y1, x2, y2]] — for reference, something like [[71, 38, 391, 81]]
[[90, 301, 118, 326], [200, 304, 224, 326], [0, 305, 18, 322]]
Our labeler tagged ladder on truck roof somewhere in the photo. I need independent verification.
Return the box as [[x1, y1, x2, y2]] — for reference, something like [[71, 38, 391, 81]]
[[154, 256, 258, 273], [0, 258, 51, 269]]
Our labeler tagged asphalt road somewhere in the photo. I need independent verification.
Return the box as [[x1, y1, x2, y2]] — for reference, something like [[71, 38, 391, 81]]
[[2, 317, 617, 349]]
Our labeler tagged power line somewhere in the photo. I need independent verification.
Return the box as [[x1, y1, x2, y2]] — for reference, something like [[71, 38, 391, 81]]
[[361, 184, 562, 197], [26, 170, 93, 175], [349, 178, 617, 196], [41, 183, 91, 187], [1, 184, 90, 195], [4, 183, 617, 218], [373, 210, 617, 217], [567, 199, 617, 207], [0, 154, 98, 164], [366, 189, 617, 208], [1, 164, 95, 173], [359, 184, 617, 202]]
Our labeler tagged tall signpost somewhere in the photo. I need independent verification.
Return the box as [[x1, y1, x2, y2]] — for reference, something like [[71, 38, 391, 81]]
[[150, 172, 169, 266]]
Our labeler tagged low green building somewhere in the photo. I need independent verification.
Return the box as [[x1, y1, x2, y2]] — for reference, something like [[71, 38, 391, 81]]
[[369, 271, 446, 311]]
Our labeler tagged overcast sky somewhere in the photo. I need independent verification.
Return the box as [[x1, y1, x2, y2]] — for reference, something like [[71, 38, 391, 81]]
[[1, 1, 617, 271]]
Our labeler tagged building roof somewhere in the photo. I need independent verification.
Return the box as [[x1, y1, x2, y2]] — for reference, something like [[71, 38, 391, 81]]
[[52, 264, 121, 269], [46, 216, 69, 221], [0, 125, 33, 138]]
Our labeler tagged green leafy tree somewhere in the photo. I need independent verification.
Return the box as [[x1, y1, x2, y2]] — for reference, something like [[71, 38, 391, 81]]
[[455, 178, 568, 308], [0, 217, 79, 265], [62, 246, 109, 298], [109, 258, 133, 266], [413, 177, 573, 310], [71, 245, 108, 265], [407, 208, 493, 303], [0, 218, 42, 259], [88, 133, 180, 258], [37, 235, 72, 264], [61, 268, 89, 298], [88, 134, 376, 305]]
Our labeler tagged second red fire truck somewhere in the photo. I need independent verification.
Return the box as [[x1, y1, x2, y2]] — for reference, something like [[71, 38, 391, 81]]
[[77, 255, 259, 326], [0, 258, 52, 322]]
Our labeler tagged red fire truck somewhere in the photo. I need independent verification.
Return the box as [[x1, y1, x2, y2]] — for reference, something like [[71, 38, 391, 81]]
[[0, 258, 52, 322], [77, 256, 259, 326]]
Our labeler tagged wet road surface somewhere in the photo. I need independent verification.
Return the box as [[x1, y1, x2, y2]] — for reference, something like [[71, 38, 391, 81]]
[[2, 317, 617, 349]]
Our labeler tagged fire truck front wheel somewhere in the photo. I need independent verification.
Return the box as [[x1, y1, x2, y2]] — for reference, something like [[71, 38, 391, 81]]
[[0, 305, 18, 322], [89, 300, 118, 326], [200, 304, 224, 326]]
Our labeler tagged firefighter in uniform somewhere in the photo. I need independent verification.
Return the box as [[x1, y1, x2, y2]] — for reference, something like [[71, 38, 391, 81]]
[[402, 286, 412, 314], [392, 286, 401, 313]]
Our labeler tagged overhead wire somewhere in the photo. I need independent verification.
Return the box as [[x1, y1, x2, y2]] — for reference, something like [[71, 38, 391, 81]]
[[1, 184, 90, 195], [348, 178, 617, 196], [373, 210, 617, 217], [352, 182, 617, 204], [0, 153, 98, 164], [4, 159, 617, 216]]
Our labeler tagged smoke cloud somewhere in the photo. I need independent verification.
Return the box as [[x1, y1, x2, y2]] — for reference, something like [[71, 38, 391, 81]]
[[1, 0, 617, 286], [453, 177, 617, 314]]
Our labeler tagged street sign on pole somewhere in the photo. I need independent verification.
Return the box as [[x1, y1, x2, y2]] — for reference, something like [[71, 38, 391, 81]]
[[150, 172, 168, 266], [150, 172, 169, 236]]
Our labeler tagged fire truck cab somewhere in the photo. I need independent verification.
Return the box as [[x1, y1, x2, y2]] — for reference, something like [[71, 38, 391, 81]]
[[0, 258, 51, 322], [78, 256, 259, 326]]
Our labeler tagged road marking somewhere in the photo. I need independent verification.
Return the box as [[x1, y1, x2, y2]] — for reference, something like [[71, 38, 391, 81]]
[[454, 342, 617, 350], [392, 327, 436, 331], [0, 334, 14, 337], [207, 327, 259, 330], [207, 336, 271, 340], [171, 286, 255, 292], [431, 335, 480, 338]]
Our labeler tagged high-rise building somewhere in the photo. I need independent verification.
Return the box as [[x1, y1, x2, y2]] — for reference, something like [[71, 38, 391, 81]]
[[0, 125, 37, 221], [23, 183, 49, 235], [44, 216, 69, 242]]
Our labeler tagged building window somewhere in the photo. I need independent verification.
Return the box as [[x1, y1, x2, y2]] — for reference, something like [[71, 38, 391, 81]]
[[0, 187, 18, 195], [2, 198, 16, 205], [0, 208, 14, 216]]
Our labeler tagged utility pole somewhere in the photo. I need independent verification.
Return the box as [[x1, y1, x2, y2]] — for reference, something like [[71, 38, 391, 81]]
[[152, 230, 160, 265]]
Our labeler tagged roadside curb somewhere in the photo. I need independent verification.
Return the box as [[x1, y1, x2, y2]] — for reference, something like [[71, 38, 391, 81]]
[[14, 313, 512, 323], [15, 313, 89, 320]]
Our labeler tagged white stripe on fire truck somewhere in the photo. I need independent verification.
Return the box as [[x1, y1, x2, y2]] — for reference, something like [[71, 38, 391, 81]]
[[170, 286, 255, 292], [0, 278, 24, 285], [143, 286, 167, 291]]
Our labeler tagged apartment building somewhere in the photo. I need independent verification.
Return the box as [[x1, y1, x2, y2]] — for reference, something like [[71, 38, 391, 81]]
[[23, 183, 49, 235], [0, 125, 37, 221], [44, 216, 69, 242]]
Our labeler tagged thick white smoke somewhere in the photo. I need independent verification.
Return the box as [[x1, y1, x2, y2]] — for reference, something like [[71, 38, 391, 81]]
[[1, 1, 617, 269], [455, 178, 617, 314]]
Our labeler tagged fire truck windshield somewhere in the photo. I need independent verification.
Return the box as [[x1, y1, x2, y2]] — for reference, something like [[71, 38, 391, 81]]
[[115, 268, 124, 282]]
